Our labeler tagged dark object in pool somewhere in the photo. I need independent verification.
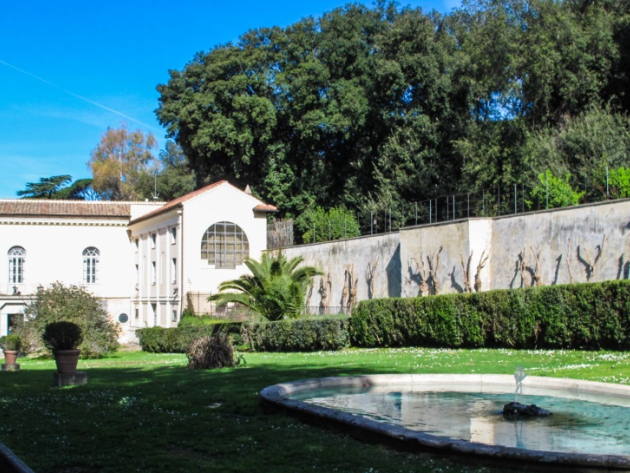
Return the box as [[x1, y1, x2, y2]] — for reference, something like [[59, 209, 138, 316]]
[[503, 401, 552, 419]]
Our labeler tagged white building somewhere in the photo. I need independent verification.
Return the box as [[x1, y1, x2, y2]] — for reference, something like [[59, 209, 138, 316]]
[[0, 181, 276, 342]]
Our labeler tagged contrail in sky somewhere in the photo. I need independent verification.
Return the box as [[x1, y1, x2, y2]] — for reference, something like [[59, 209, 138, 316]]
[[0, 58, 161, 133]]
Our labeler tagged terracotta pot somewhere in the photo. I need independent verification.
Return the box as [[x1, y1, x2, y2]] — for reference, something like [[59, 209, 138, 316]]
[[3, 350, 18, 366], [54, 349, 80, 374]]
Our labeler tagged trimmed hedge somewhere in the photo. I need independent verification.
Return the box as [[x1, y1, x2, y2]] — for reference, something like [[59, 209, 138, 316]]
[[350, 280, 630, 349], [242, 317, 350, 352], [137, 322, 242, 353], [138, 317, 349, 353]]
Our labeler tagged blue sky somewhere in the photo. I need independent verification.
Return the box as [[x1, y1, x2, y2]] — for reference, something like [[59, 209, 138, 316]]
[[0, 0, 461, 199]]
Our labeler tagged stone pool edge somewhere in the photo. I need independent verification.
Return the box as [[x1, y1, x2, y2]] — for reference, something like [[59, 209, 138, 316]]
[[259, 374, 630, 471]]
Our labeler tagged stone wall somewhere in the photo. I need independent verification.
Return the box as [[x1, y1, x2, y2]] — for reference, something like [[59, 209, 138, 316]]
[[280, 233, 400, 314], [276, 199, 630, 307]]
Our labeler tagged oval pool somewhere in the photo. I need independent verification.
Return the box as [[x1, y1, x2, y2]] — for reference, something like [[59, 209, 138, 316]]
[[260, 374, 630, 470]]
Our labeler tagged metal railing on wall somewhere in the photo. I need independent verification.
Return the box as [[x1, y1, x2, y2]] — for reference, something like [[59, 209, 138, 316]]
[[268, 182, 628, 249]]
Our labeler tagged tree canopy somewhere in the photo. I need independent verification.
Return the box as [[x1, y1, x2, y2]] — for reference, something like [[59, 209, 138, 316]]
[[156, 0, 630, 225], [17, 175, 96, 200]]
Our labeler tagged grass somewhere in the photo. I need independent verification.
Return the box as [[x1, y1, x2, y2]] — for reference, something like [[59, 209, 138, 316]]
[[1, 348, 630, 473]]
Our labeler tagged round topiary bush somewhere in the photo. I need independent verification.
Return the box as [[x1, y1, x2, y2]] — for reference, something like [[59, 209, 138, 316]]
[[186, 334, 235, 369], [42, 321, 83, 352]]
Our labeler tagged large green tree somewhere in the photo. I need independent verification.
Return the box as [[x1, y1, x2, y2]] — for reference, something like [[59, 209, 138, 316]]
[[156, 1, 630, 224]]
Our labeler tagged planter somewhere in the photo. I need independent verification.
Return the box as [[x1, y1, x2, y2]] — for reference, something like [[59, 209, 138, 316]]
[[1, 350, 19, 372], [3, 350, 18, 366], [54, 349, 80, 374]]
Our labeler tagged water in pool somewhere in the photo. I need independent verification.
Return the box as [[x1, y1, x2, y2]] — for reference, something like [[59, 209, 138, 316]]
[[293, 388, 630, 456]]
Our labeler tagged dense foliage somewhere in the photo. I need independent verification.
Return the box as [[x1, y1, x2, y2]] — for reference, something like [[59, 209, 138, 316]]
[[137, 323, 242, 353], [526, 170, 585, 209], [16, 282, 119, 357], [0, 334, 22, 351], [17, 175, 96, 200], [241, 316, 350, 351], [138, 317, 349, 352], [156, 1, 630, 224], [294, 206, 361, 243], [350, 280, 630, 349], [42, 321, 83, 351], [208, 252, 321, 320]]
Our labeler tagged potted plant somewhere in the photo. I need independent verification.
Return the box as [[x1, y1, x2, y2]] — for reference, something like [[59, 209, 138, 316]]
[[42, 321, 83, 374], [1, 334, 22, 371]]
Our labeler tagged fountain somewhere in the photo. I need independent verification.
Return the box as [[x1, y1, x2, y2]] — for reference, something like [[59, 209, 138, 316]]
[[503, 367, 552, 419], [260, 374, 630, 470]]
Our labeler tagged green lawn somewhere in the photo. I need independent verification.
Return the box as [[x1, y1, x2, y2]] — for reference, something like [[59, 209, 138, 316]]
[[2, 348, 630, 473]]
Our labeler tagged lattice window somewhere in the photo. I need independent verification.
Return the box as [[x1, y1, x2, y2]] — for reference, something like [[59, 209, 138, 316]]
[[8, 246, 25, 284], [82, 247, 99, 284], [200, 221, 249, 269]]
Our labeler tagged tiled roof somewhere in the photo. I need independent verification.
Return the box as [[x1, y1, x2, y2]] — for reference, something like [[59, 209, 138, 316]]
[[254, 203, 278, 212], [129, 180, 277, 224], [129, 180, 227, 224], [0, 200, 133, 218]]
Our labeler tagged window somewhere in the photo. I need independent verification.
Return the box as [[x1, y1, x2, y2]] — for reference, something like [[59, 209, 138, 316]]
[[8, 246, 25, 284], [151, 261, 156, 285], [170, 227, 177, 244], [82, 247, 99, 284], [172, 310, 177, 323], [171, 258, 177, 283], [200, 221, 249, 269], [151, 233, 156, 248], [134, 238, 139, 250], [135, 308, 139, 320], [151, 303, 157, 326]]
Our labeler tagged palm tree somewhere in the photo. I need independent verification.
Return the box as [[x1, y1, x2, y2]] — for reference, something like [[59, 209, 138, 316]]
[[208, 252, 322, 321]]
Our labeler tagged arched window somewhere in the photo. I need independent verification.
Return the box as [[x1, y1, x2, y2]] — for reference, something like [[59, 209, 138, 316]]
[[200, 221, 249, 269], [82, 247, 100, 284], [8, 246, 25, 284]]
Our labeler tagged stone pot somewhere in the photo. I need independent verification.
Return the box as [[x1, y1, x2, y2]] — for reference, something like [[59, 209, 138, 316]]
[[54, 349, 80, 374], [3, 350, 18, 366]]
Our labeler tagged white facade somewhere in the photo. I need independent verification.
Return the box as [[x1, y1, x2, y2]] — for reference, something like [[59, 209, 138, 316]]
[[0, 181, 274, 342]]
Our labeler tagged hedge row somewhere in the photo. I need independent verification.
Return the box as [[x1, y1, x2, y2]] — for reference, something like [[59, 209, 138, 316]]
[[137, 317, 349, 353], [137, 323, 242, 353], [241, 317, 350, 352], [350, 280, 630, 349]]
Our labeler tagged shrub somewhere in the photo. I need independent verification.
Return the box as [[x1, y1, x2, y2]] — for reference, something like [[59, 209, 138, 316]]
[[527, 170, 585, 209], [16, 282, 119, 357], [609, 167, 630, 199], [350, 280, 630, 350], [42, 322, 83, 351], [137, 322, 242, 353], [241, 316, 350, 351], [186, 334, 235, 369], [178, 314, 231, 327], [295, 206, 361, 243], [0, 334, 22, 351]]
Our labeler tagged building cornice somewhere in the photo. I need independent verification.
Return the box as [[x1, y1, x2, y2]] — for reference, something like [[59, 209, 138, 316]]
[[0, 219, 128, 227]]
